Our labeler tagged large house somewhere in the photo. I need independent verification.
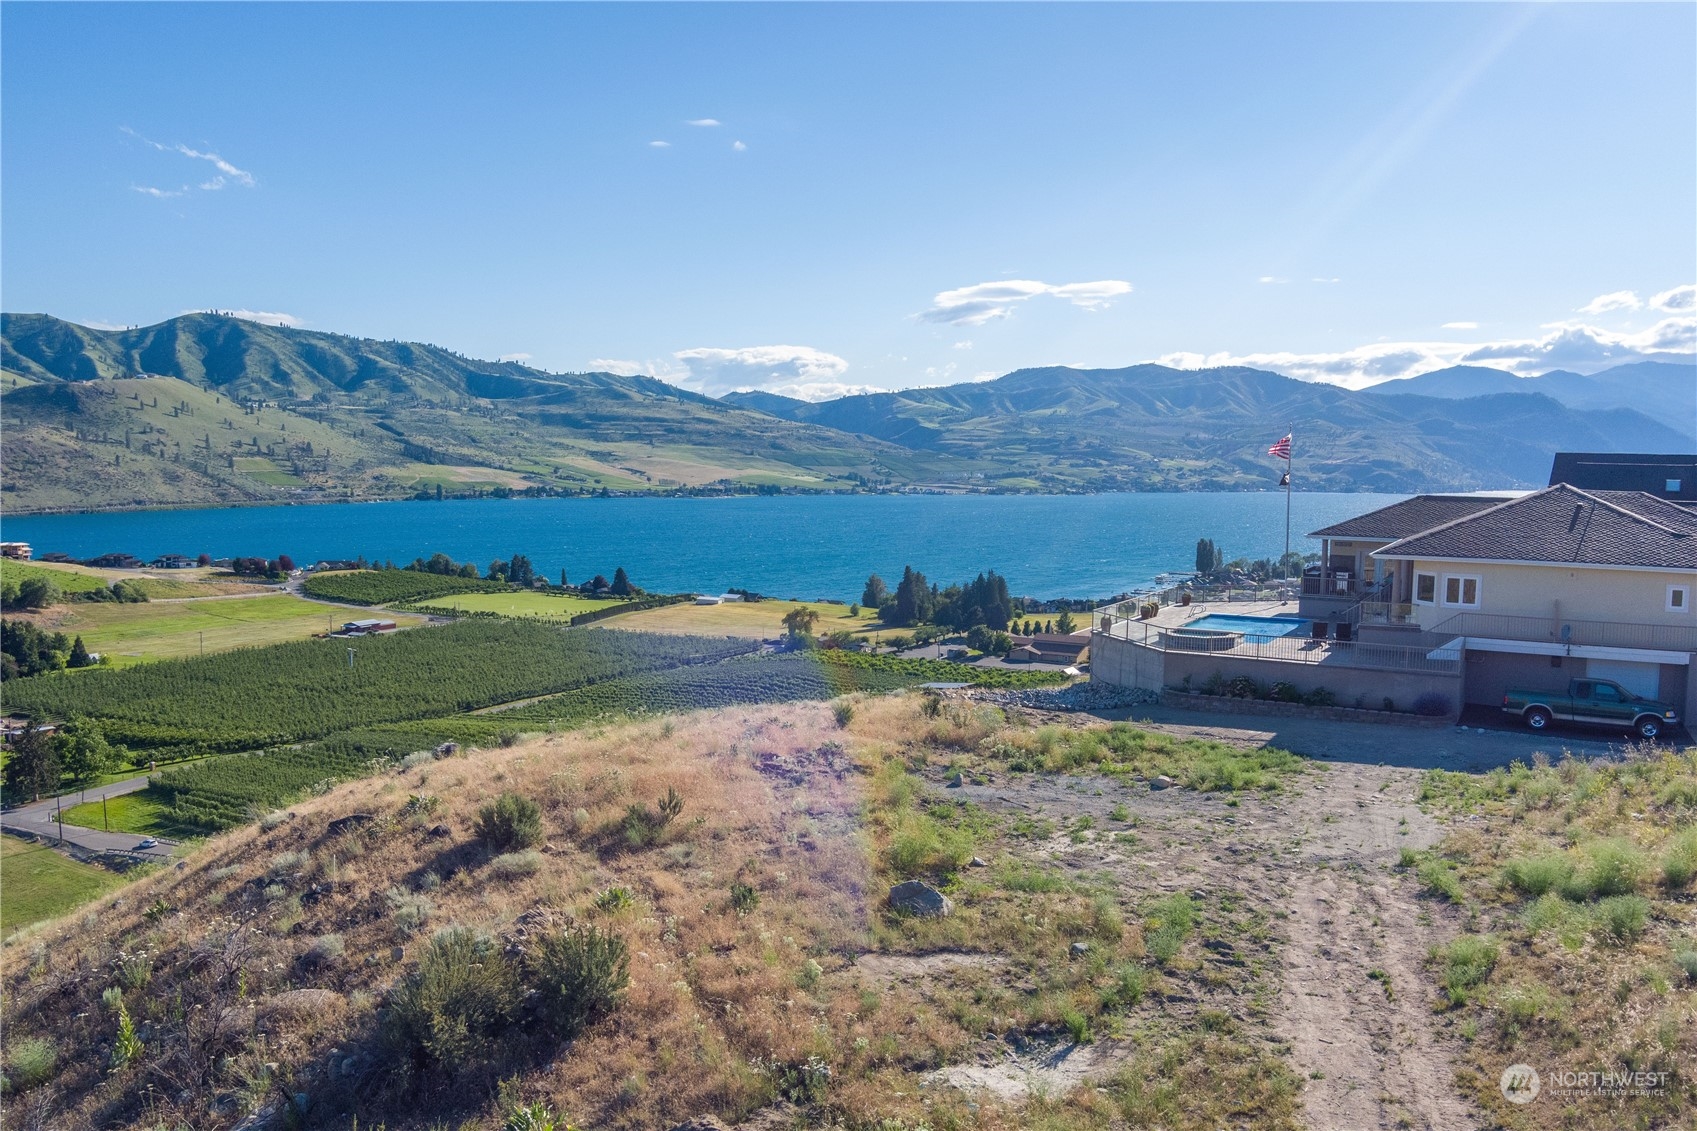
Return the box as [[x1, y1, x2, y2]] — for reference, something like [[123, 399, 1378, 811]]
[[1092, 477, 1697, 725]]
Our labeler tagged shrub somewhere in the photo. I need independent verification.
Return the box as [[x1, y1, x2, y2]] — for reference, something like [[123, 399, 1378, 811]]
[[833, 700, 856, 727], [1437, 935, 1498, 1006], [1144, 893, 1196, 964], [1591, 895, 1650, 942], [593, 886, 634, 913], [1411, 692, 1452, 717], [503, 1104, 558, 1131], [1504, 852, 1574, 898], [1561, 838, 1649, 900], [489, 851, 544, 879], [1663, 827, 1697, 888], [1102, 964, 1146, 1011], [383, 927, 519, 1071], [1416, 857, 1466, 903], [797, 958, 823, 990], [530, 924, 631, 1039], [1674, 949, 1697, 982], [1268, 681, 1302, 703], [304, 934, 345, 967], [4, 1037, 57, 1092], [761, 1055, 831, 1105], [475, 792, 543, 852], [386, 888, 435, 935], [1303, 687, 1338, 707], [1061, 1007, 1093, 1044], [729, 881, 760, 915]]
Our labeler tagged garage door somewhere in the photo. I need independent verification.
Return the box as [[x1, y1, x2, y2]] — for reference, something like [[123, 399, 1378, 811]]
[[1585, 660, 1662, 700]]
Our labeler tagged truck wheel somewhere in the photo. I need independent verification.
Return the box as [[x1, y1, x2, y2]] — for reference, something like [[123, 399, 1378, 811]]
[[1524, 707, 1552, 730], [1636, 716, 1662, 740]]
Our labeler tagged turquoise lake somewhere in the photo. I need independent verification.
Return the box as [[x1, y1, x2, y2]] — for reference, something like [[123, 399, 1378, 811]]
[[1, 493, 1405, 600]]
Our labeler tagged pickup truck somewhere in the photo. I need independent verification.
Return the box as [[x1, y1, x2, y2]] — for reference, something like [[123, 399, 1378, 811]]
[[1503, 678, 1679, 739]]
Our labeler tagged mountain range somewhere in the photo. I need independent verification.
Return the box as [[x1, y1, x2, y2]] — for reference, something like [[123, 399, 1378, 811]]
[[2, 312, 1692, 513]]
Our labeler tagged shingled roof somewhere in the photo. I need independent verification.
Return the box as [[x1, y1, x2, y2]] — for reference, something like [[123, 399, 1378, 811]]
[[1374, 485, 1697, 570], [1308, 495, 1511, 541]]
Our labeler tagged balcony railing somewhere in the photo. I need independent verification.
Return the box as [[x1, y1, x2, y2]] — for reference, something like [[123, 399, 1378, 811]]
[[1427, 612, 1697, 654], [1094, 613, 1461, 674], [1358, 600, 1418, 626]]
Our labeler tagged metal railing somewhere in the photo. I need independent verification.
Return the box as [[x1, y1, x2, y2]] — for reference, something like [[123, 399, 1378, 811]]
[[1094, 613, 1461, 674], [1358, 600, 1418, 626], [1426, 612, 1697, 654]]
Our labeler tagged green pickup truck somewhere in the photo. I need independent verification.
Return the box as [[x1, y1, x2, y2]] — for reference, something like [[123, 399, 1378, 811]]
[[1503, 678, 1680, 739]]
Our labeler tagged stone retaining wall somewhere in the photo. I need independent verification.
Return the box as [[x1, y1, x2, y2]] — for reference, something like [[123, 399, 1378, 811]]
[[1160, 690, 1454, 727]]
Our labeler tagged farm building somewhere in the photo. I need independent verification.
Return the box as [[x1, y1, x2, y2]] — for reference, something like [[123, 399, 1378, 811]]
[[338, 619, 398, 635]]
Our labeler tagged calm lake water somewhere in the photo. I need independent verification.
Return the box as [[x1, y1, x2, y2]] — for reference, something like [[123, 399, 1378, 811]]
[[2, 493, 1405, 600]]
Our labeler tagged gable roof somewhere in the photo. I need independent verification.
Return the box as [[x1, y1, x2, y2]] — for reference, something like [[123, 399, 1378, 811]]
[[1375, 484, 1697, 570], [1308, 495, 1512, 541]]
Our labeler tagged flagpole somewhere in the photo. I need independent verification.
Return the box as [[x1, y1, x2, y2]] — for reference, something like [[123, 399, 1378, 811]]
[[1283, 424, 1292, 582]]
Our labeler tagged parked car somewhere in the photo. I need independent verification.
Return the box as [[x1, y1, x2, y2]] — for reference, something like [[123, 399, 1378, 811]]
[[136, 837, 159, 850], [1503, 678, 1679, 739]]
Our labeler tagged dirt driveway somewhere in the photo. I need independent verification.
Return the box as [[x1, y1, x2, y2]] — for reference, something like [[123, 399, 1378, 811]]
[[932, 702, 1540, 1130]]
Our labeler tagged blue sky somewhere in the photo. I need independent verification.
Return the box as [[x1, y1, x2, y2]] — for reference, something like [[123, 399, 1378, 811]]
[[3, 2, 1693, 399]]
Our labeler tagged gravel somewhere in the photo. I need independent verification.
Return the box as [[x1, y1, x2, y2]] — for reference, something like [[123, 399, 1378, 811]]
[[967, 682, 1160, 712]]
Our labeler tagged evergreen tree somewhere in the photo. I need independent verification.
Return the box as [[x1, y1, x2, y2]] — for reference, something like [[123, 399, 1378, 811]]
[[68, 636, 93, 668], [861, 574, 888, 608], [508, 554, 536, 587], [1055, 610, 1077, 634], [611, 567, 633, 596], [487, 560, 509, 582], [893, 566, 932, 626]]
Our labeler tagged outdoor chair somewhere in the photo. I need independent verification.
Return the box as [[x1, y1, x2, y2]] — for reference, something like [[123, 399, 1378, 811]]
[[1335, 622, 1353, 642]]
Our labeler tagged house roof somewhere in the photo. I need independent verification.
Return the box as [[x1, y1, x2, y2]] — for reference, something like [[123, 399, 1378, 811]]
[[1308, 495, 1512, 541], [1374, 484, 1697, 569]]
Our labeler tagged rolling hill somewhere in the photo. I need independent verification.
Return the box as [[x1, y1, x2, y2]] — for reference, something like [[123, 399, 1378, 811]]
[[4, 312, 1691, 512]]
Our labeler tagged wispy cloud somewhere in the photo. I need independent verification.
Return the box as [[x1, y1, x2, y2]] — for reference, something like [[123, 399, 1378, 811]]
[[1651, 284, 1696, 313], [1311, 277, 1341, 284], [686, 118, 721, 127], [952, 340, 973, 350], [122, 127, 255, 193], [498, 352, 532, 363], [80, 319, 128, 332], [1258, 276, 1289, 285], [132, 185, 186, 199], [732, 140, 747, 152], [187, 308, 304, 328], [919, 278, 1132, 326], [1441, 321, 1479, 330], [649, 140, 671, 148], [670, 344, 852, 400], [1578, 290, 1641, 314]]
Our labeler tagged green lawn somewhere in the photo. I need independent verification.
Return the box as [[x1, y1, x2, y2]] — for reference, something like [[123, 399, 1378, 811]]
[[614, 598, 882, 639], [62, 790, 198, 840], [427, 591, 625, 619], [46, 594, 425, 665], [0, 558, 110, 594], [0, 835, 126, 935]]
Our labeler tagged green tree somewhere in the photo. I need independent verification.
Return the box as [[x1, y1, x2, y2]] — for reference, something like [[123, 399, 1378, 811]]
[[861, 574, 888, 608], [56, 717, 119, 786], [486, 559, 509, 582], [782, 606, 820, 640], [1194, 538, 1223, 575], [892, 566, 932, 626], [1055, 610, 1077, 634], [508, 554, 536, 587], [15, 577, 60, 610], [68, 636, 93, 668], [3, 725, 61, 801], [610, 567, 633, 596]]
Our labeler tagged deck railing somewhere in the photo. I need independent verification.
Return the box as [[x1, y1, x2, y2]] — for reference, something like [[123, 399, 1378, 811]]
[[1093, 613, 1461, 674], [1425, 612, 1697, 654]]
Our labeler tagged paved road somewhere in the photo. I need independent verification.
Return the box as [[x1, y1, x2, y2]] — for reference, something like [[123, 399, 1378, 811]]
[[0, 774, 177, 861]]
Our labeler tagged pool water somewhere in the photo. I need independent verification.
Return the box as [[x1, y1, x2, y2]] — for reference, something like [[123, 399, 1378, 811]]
[[1183, 614, 1312, 643]]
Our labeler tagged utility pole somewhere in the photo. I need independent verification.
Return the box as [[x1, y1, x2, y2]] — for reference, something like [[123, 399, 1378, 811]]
[[199, 631, 204, 657], [103, 794, 110, 831]]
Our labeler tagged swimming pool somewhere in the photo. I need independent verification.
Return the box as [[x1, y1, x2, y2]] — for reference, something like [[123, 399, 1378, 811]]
[[1183, 613, 1311, 643]]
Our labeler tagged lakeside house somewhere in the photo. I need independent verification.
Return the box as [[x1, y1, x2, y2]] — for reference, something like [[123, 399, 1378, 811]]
[[1093, 459, 1697, 725], [1549, 452, 1697, 502], [0, 542, 31, 561]]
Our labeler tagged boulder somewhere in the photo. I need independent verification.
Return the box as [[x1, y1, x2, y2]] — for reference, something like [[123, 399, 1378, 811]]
[[968, 856, 989, 868], [1069, 941, 1091, 958], [1150, 775, 1176, 791], [326, 813, 374, 836], [889, 880, 953, 918]]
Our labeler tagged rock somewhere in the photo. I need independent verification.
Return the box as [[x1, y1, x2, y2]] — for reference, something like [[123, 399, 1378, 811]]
[[1069, 941, 1091, 958], [889, 880, 953, 918], [391, 946, 406, 961], [1150, 775, 1176, 791], [435, 741, 459, 757], [946, 772, 964, 788], [428, 824, 452, 839], [967, 683, 1160, 712], [668, 1119, 733, 1131], [326, 813, 374, 836], [968, 856, 989, 868]]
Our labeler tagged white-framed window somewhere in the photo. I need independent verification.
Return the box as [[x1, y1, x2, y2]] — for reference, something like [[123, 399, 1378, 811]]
[[1442, 574, 1480, 608], [1413, 572, 1437, 605], [1671, 585, 1692, 613]]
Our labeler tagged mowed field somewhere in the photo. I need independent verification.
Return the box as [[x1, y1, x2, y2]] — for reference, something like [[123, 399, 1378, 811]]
[[425, 591, 623, 618], [613, 598, 882, 639], [1, 558, 276, 599], [39, 594, 426, 664], [0, 836, 125, 936]]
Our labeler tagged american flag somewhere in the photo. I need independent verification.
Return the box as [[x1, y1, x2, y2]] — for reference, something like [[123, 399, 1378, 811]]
[[1268, 433, 1291, 460]]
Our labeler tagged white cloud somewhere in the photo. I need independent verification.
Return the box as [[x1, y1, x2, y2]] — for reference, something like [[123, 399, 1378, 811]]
[[649, 140, 671, 148], [498, 352, 532, 363], [687, 118, 722, 127], [1154, 315, 1695, 389], [132, 185, 186, 198], [1441, 321, 1479, 330], [732, 140, 747, 152], [919, 278, 1132, 326], [80, 319, 128, 332], [1578, 290, 1641, 314], [1651, 284, 1696, 313], [122, 128, 255, 191], [670, 344, 851, 399], [952, 340, 973, 350], [1258, 276, 1289, 285], [187, 308, 304, 328], [1311, 277, 1342, 284]]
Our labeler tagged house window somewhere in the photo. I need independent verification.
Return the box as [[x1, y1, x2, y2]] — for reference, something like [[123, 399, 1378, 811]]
[[1667, 479, 1682, 493], [1442, 575, 1480, 608], [1414, 572, 1437, 604], [1671, 585, 1692, 613]]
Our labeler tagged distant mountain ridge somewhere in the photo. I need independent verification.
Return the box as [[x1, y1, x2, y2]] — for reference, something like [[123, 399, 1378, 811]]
[[1366, 360, 1695, 440], [3, 311, 1691, 513]]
